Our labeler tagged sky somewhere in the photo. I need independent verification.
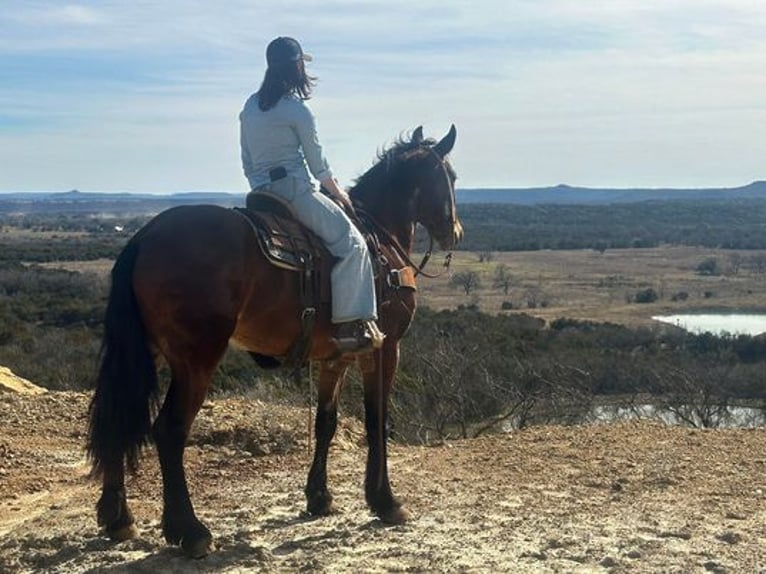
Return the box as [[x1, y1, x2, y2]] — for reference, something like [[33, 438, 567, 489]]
[[1, 1, 765, 193]]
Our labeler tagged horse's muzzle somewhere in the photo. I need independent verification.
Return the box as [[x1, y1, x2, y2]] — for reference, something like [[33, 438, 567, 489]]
[[437, 219, 464, 250]]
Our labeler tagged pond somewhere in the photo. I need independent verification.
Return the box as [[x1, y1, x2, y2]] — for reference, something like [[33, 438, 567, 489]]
[[588, 404, 764, 429], [652, 313, 766, 336]]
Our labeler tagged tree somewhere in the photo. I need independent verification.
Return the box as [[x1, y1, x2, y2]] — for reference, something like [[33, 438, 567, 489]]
[[696, 257, 720, 276], [634, 288, 659, 304], [450, 271, 482, 295], [492, 264, 513, 295], [477, 251, 494, 263], [728, 253, 742, 276], [748, 254, 766, 274]]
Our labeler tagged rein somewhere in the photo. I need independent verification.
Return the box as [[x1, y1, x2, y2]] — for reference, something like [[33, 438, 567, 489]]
[[355, 208, 452, 279]]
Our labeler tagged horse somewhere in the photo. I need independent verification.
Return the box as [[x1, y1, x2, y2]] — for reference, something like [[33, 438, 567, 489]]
[[86, 125, 462, 558]]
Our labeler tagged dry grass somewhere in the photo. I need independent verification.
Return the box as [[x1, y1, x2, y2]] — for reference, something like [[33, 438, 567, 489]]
[[0, 228, 88, 239], [36, 258, 114, 276], [417, 246, 766, 328]]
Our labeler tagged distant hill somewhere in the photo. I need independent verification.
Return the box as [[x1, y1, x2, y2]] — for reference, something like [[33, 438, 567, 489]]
[[0, 189, 243, 214], [1, 181, 765, 214], [456, 181, 766, 204]]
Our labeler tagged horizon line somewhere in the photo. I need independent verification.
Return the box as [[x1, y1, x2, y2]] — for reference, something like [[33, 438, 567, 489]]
[[0, 180, 764, 196]]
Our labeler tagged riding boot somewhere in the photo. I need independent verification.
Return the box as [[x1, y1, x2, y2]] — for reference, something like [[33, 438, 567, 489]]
[[333, 320, 384, 355]]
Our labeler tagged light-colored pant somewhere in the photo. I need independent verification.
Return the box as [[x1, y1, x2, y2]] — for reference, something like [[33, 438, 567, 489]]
[[260, 176, 377, 323]]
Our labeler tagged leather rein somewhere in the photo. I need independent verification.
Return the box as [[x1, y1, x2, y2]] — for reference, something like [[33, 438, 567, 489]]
[[355, 209, 452, 279]]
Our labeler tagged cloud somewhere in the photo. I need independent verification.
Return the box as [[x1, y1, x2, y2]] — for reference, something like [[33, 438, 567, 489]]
[[1, 1, 765, 190], [48, 4, 106, 25], [8, 3, 106, 26]]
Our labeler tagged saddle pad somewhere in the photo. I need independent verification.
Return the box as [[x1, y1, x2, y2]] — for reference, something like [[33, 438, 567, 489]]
[[234, 206, 328, 272]]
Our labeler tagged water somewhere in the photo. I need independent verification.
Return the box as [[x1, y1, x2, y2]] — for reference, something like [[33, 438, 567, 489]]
[[589, 404, 764, 428], [652, 313, 766, 336]]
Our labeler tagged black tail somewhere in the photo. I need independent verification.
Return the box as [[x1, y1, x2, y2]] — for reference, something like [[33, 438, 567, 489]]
[[87, 239, 159, 477]]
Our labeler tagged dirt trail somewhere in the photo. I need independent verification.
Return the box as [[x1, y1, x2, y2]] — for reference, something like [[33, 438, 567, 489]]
[[1, 391, 765, 573]]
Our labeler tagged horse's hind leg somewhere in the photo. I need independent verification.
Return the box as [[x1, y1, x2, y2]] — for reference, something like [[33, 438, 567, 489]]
[[305, 360, 349, 516], [96, 460, 136, 541], [152, 359, 220, 558]]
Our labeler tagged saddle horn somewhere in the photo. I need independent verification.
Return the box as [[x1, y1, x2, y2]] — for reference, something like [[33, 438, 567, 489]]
[[433, 124, 457, 158]]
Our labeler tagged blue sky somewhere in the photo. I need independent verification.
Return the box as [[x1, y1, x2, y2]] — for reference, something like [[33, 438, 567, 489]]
[[1, 1, 764, 193]]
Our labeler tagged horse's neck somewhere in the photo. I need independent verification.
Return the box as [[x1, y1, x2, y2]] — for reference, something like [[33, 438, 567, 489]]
[[362, 201, 415, 254], [351, 164, 417, 253]]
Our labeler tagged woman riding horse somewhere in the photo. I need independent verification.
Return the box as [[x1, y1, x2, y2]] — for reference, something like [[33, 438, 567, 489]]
[[240, 36, 381, 354], [87, 124, 461, 557]]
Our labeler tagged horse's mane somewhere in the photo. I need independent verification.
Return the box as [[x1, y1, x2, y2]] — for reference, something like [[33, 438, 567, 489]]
[[348, 134, 437, 204]]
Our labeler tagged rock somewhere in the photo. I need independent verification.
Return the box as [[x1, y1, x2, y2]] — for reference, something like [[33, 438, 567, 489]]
[[716, 530, 742, 545], [0, 366, 46, 395]]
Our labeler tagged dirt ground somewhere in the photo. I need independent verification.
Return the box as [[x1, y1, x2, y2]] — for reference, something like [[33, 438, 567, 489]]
[[1, 390, 765, 573]]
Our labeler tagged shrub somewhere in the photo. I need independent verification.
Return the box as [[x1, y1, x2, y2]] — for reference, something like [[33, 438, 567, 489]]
[[696, 258, 720, 276], [634, 288, 659, 304]]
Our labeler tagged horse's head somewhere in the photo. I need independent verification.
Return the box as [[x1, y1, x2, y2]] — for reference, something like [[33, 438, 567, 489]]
[[350, 125, 464, 251], [408, 125, 464, 250]]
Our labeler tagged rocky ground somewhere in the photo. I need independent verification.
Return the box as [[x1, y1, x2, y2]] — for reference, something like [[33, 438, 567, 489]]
[[1, 388, 765, 573]]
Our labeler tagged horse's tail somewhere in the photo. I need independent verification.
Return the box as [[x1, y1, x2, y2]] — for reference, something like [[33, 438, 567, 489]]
[[87, 238, 159, 478]]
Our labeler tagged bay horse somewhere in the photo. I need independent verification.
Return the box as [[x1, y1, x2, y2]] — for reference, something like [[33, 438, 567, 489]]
[[87, 125, 462, 557]]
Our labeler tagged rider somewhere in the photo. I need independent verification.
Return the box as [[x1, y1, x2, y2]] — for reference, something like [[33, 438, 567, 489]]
[[239, 36, 381, 355]]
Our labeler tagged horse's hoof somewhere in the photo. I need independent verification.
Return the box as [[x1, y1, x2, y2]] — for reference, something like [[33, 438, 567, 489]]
[[306, 491, 335, 516], [379, 506, 410, 525], [108, 523, 139, 542], [182, 533, 214, 559]]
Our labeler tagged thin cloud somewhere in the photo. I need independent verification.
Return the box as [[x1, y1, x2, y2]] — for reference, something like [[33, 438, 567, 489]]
[[1, 0, 765, 190]]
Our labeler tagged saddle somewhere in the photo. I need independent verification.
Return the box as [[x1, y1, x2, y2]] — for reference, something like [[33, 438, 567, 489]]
[[243, 194, 324, 268], [234, 191, 334, 370]]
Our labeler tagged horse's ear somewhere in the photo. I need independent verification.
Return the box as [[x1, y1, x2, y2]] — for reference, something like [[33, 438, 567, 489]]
[[411, 126, 424, 145], [433, 124, 457, 158]]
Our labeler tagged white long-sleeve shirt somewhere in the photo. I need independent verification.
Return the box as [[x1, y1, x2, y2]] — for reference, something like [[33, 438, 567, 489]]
[[239, 93, 333, 190]]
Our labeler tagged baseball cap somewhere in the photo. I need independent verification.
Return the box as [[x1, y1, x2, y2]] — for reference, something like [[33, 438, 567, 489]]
[[266, 37, 313, 67]]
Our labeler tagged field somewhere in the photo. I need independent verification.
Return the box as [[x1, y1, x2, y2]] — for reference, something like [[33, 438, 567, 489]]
[[37, 245, 766, 330], [417, 246, 766, 328], [419, 246, 766, 325]]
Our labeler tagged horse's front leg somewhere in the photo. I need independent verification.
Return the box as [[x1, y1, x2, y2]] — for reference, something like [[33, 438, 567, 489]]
[[362, 339, 408, 524], [305, 360, 349, 516]]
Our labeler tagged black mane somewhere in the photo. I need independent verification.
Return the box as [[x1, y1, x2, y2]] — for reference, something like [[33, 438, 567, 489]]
[[349, 134, 437, 204]]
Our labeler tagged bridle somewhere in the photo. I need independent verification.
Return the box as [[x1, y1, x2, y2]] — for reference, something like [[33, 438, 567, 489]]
[[355, 145, 456, 279], [356, 207, 452, 279]]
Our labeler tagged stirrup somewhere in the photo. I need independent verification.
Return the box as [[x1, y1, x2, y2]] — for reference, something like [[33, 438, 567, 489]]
[[333, 320, 385, 355], [364, 320, 385, 349]]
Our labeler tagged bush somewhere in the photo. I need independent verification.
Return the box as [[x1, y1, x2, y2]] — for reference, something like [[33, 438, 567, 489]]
[[696, 258, 720, 276], [634, 288, 659, 304]]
